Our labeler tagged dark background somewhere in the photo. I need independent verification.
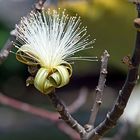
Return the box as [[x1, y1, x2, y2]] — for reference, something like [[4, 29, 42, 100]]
[[0, 0, 139, 139]]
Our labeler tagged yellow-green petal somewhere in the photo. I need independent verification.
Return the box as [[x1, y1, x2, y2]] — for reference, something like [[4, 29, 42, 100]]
[[16, 44, 40, 65], [49, 72, 61, 87], [34, 68, 49, 93], [54, 65, 70, 88]]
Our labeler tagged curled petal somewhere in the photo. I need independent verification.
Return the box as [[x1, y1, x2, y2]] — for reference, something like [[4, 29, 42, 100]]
[[34, 68, 50, 93], [16, 44, 40, 65], [53, 65, 70, 88], [34, 64, 72, 94], [49, 72, 61, 87]]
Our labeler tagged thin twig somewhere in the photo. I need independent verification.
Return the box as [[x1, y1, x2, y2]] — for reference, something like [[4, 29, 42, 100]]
[[0, 0, 47, 65], [0, 35, 15, 64], [48, 91, 87, 137], [88, 50, 109, 128], [81, 4, 140, 140], [34, 0, 47, 11]]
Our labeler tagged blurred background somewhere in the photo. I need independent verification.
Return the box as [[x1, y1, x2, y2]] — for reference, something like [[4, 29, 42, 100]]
[[0, 0, 140, 139]]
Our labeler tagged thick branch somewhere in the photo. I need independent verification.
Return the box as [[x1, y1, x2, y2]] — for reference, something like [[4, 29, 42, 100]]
[[48, 92, 87, 136], [82, 5, 140, 140], [88, 50, 109, 127]]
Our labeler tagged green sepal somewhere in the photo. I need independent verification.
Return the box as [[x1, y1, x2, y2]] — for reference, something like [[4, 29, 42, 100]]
[[34, 68, 49, 93]]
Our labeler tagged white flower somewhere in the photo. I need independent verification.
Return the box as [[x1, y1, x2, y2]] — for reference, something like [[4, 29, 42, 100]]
[[14, 9, 96, 70], [13, 8, 97, 93]]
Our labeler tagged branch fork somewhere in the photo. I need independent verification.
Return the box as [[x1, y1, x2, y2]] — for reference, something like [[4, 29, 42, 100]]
[[0, 1, 140, 140]]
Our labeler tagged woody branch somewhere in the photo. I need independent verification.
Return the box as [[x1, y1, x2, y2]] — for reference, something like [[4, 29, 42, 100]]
[[0, 1, 139, 140], [81, 3, 140, 140], [47, 50, 109, 138]]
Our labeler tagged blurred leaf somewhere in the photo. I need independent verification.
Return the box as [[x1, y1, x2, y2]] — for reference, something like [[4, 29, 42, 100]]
[[59, 0, 136, 74], [0, 0, 137, 80], [0, 23, 9, 48]]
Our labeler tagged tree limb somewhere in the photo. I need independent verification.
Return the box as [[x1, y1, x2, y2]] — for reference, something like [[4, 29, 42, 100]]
[[48, 91, 87, 136], [88, 50, 109, 128], [81, 4, 140, 140]]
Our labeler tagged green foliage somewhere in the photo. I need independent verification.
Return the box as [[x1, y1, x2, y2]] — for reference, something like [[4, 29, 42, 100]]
[[0, 23, 9, 48], [61, 0, 136, 75], [0, 0, 137, 76], [0, 23, 26, 87]]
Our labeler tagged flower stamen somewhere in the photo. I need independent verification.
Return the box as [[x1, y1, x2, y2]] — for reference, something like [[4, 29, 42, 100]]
[[14, 8, 96, 94]]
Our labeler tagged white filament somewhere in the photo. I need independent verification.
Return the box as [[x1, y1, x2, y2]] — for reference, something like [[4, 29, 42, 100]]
[[15, 9, 96, 69]]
